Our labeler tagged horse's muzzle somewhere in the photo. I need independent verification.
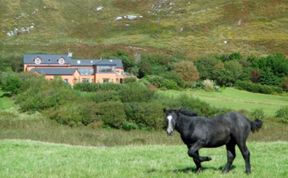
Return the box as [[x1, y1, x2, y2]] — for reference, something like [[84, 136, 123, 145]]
[[166, 129, 173, 136]]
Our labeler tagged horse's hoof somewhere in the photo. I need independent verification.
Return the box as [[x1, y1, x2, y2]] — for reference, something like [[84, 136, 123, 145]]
[[245, 170, 251, 175], [222, 169, 229, 174], [195, 168, 202, 174]]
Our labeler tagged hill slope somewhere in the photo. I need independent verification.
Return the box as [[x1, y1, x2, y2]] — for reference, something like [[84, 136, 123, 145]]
[[1, 0, 288, 58]]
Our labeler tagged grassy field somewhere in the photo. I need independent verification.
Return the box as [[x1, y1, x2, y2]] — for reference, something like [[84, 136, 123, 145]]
[[157, 88, 288, 116], [1, 0, 288, 58], [0, 139, 287, 178], [0, 90, 14, 110]]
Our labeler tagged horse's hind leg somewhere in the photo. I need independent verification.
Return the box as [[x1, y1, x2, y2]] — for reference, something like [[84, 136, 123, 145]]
[[222, 141, 236, 173], [238, 143, 251, 174]]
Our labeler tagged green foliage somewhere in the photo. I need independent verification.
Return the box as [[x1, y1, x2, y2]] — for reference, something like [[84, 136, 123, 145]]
[[16, 79, 77, 112], [123, 77, 137, 84], [156, 93, 224, 117], [0, 72, 23, 95], [74, 83, 122, 92], [97, 101, 127, 128], [91, 91, 120, 103], [220, 52, 242, 61], [122, 121, 139, 131], [124, 101, 164, 129], [235, 80, 282, 94], [275, 106, 288, 123], [144, 75, 179, 89], [119, 83, 154, 102], [45, 101, 98, 126], [172, 61, 200, 85], [0, 55, 23, 72], [251, 54, 288, 86], [282, 77, 288, 91], [250, 109, 265, 120]]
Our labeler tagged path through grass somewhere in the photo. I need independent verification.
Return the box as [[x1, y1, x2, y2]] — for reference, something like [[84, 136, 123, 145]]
[[0, 140, 287, 178]]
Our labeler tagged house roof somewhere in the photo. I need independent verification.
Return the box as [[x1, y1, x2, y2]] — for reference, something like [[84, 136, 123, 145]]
[[23, 54, 72, 64], [24, 54, 123, 67], [31, 68, 78, 75], [70, 59, 123, 67]]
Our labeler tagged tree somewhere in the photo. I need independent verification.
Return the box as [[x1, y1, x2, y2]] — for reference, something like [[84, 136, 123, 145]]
[[172, 61, 199, 85]]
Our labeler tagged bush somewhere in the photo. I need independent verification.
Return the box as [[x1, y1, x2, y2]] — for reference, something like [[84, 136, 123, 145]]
[[97, 101, 127, 128], [123, 77, 137, 84], [90, 90, 120, 103], [156, 93, 224, 117], [202, 79, 215, 91], [235, 80, 283, 94], [0, 72, 23, 95], [275, 107, 288, 123], [16, 78, 78, 112], [250, 109, 265, 120], [172, 61, 200, 85], [119, 83, 154, 102], [74, 83, 122, 92], [122, 122, 139, 131], [45, 101, 98, 126], [144, 75, 179, 89], [124, 101, 164, 129]]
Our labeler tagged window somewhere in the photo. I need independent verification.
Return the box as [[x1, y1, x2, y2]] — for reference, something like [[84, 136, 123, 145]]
[[97, 66, 114, 73], [103, 78, 109, 83], [78, 68, 94, 76], [34, 57, 42, 65], [82, 78, 91, 83], [58, 58, 65, 65]]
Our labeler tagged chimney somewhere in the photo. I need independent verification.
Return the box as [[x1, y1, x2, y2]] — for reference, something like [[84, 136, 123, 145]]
[[68, 52, 73, 57]]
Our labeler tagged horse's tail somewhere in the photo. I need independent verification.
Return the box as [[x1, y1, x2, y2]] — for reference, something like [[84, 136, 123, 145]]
[[250, 119, 263, 132]]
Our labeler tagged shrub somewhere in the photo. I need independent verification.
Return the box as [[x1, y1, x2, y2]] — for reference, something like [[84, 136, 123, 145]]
[[119, 83, 154, 102], [122, 122, 139, 131], [0, 72, 23, 95], [202, 79, 215, 91], [235, 81, 282, 94], [172, 61, 200, 85], [156, 93, 224, 117], [45, 101, 98, 126], [124, 101, 164, 129], [123, 77, 137, 83], [275, 107, 288, 123], [91, 90, 120, 103], [250, 109, 265, 120], [74, 83, 122, 92], [16, 78, 78, 112], [144, 75, 179, 89], [97, 101, 127, 128], [281, 77, 288, 91]]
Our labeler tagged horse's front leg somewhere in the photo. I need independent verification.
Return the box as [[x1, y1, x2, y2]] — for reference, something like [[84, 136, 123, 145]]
[[187, 141, 210, 173]]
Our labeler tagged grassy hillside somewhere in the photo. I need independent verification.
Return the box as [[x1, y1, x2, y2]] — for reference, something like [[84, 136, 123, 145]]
[[1, 0, 288, 59], [0, 139, 287, 178], [157, 88, 288, 116]]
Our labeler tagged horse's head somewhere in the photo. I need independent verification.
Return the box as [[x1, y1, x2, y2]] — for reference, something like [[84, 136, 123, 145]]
[[163, 108, 178, 136]]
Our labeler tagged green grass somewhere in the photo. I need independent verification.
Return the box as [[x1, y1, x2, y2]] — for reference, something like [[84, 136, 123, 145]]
[[158, 88, 288, 116], [0, 139, 287, 178], [0, 90, 14, 110]]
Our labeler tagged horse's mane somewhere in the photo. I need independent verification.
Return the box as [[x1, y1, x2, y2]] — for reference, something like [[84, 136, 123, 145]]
[[178, 108, 198, 117]]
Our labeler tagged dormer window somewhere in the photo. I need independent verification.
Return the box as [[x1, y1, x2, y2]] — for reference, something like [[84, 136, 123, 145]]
[[58, 58, 65, 65], [34, 57, 42, 65]]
